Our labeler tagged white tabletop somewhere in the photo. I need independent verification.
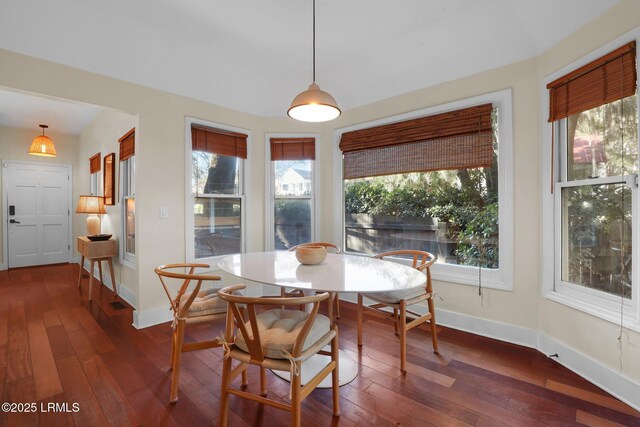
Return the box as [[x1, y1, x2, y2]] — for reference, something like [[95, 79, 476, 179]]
[[217, 251, 426, 293]]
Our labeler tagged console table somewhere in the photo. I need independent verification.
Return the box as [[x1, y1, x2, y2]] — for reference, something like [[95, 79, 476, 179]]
[[76, 237, 118, 301]]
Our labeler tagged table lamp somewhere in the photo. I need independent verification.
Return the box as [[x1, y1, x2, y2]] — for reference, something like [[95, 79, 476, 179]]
[[76, 195, 106, 236]]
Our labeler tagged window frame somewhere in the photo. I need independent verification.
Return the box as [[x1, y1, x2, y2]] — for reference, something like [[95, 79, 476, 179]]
[[185, 117, 250, 264], [264, 133, 320, 250], [541, 31, 640, 331], [120, 155, 136, 266], [332, 89, 514, 290]]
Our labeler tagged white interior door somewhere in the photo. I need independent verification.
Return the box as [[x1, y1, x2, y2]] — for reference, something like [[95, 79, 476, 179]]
[[6, 162, 71, 268]]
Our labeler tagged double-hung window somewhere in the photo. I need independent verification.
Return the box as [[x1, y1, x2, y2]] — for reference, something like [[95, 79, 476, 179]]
[[89, 153, 101, 195], [545, 41, 639, 327], [189, 122, 247, 260], [335, 90, 513, 289], [118, 128, 136, 263], [268, 136, 316, 249]]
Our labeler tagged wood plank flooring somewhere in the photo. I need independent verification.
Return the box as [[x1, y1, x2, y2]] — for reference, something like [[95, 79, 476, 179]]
[[0, 263, 638, 426]]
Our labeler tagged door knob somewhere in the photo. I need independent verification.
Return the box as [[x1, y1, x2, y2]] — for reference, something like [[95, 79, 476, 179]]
[[9, 219, 20, 224]]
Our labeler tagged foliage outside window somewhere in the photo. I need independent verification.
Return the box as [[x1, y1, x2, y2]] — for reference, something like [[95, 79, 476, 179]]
[[558, 95, 637, 300], [344, 111, 499, 268]]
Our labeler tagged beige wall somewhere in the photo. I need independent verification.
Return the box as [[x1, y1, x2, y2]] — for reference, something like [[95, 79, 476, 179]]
[[0, 0, 638, 389], [0, 125, 79, 265], [535, 0, 640, 382], [75, 110, 138, 299]]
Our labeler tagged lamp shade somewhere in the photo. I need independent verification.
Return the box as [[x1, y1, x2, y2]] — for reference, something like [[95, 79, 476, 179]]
[[29, 124, 57, 157], [288, 83, 341, 122], [75, 195, 106, 214]]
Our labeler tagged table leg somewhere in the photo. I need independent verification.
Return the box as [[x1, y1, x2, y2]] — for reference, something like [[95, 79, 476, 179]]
[[107, 258, 118, 301], [88, 260, 95, 301], [77, 256, 85, 288], [98, 261, 104, 293]]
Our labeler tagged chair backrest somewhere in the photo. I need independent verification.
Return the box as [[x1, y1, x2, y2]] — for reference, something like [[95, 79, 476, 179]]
[[288, 242, 341, 254], [155, 263, 221, 318], [373, 250, 436, 293], [217, 284, 330, 362]]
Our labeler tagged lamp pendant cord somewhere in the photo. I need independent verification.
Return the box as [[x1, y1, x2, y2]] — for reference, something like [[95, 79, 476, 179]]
[[312, 0, 316, 83]]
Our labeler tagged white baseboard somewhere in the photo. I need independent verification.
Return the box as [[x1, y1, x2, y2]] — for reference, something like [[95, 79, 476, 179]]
[[434, 309, 639, 411], [537, 333, 640, 411], [132, 305, 173, 329], [82, 259, 137, 309], [0, 262, 6, 271], [341, 295, 639, 411]]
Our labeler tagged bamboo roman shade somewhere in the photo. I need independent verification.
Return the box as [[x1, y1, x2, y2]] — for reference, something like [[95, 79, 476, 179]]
[[340, 104, 494, 179], [191, 124, 247, 159], [270, 137, 315, 161], [547, 41, 637, 122], [118, 128, 135, 161], [89, 153, 101, 173]]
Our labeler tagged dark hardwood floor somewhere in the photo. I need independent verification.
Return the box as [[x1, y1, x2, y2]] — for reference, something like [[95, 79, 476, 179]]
[[0, 263, 638, 426]]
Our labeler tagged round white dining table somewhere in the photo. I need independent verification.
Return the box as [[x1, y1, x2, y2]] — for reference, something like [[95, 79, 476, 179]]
[[218, 251, 427, 387]]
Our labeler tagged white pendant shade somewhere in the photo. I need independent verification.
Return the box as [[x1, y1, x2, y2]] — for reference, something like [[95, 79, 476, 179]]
[[288, 83, 341, 122]]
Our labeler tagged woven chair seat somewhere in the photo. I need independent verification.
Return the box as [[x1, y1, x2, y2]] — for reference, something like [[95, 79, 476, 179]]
[[364, 287, 426, 304], [179, 288, 227, 318], [235, 309, 331, 359]]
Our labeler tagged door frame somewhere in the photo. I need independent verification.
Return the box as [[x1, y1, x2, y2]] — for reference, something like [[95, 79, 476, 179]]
[[2, 160, 74, 270]]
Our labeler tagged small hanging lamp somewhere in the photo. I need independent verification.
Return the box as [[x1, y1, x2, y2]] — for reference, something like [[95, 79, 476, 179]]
[[288, 0, 341, 122], [29, 124, 57, 157]]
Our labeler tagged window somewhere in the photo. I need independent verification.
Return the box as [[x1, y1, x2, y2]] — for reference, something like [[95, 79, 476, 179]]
[[544, 40, 639, 327], [89, 153, 101, 195], [268, 137, 316, 250], [335, 90, 513, 289], [119, 128, 136, 262], [189, 122, 247, 259]]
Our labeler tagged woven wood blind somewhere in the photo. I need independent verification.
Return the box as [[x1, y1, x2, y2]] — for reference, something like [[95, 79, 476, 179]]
[[547, 41, 637, 122], [191, 124, 248, 159], [89, 153, 101, 173], [270, 138, 315, 161], [118, 128, 135, 161], [340, 104, 494, 179]]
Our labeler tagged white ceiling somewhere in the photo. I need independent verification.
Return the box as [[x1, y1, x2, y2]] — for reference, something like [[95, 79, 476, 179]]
[[0, 90, 102, 135], [0, 0, 621, 120]]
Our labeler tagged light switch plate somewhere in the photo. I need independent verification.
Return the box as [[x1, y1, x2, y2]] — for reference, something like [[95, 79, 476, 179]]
[[160, 206, 169, 219]]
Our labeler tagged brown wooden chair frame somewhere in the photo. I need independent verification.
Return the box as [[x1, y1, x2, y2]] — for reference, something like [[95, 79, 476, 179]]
[[357, 250, 438, 373], [155, 263, 232, 403], [286, 242, 342, 320], [217, 284, 340, 427]]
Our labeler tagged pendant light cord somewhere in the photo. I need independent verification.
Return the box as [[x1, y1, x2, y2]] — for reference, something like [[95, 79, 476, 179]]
[[312, 0, 316, 83]]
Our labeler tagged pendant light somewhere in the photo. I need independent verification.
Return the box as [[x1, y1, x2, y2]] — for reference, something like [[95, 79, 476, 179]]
[[288, 0, 341, 122], [29, 124, 57, 157]]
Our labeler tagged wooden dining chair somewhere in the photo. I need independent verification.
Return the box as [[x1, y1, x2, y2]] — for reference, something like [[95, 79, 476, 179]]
[[217, 284, 340, 427], [357, 250, 438, 374], [286, 242, 342, 319], [155, 263, 232, 403]]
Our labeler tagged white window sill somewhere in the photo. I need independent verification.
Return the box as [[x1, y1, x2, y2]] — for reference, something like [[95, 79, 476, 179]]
[[343, 251, 512, 291], [544, 290, 640, 333]]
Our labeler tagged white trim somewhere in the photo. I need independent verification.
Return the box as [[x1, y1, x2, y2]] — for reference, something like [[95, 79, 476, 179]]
[[132, 304, 173, 329], [332, 88, 514, 291], [184, 117, 252, 264], [341, 293, 640, 411], [264, 133, 320, 250], [82, 258, 137, 308], [537, 333, 640, 411], [2, 160, 73, 269], [541, 29, 640, 329]]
